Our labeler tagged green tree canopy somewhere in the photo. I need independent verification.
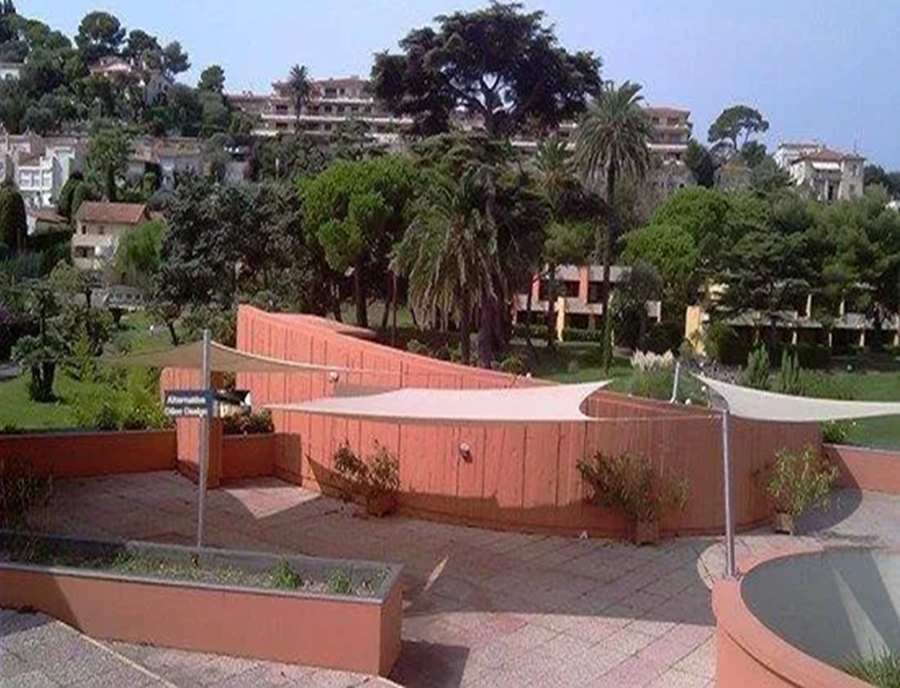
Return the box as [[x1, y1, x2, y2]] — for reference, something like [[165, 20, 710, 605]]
[[86, 121, 131, 201], [0, 183, 26, 251], [707, 104, 769, 156], [75, 11, 125, 64], [372, 2, 602, 137], [198, 64, 225, 93]]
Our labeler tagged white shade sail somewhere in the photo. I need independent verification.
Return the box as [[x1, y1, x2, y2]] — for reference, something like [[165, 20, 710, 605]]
[[268, 381, 610, 424], [102, 340, 345, 374], [697, 375, 900, 422]]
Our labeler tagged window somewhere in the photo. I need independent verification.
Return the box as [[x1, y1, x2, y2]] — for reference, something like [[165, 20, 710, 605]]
[[336, 106, 345, 114], [324, 105, 332, 114], [588, 282, 604, 304], [275, 104, 288, 114], [97, 226, 105, 236]]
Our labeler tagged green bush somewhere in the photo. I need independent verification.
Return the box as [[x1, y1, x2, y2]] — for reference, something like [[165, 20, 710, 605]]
[[645, 321, 684, 355], [776, 349, 803, 395], [767, 446, 839, 517], [704, 322, 749, 366], [271, 559, 302, 590], [630, 368, 675, 401], [821, 421, 853, 445], [499, 353, 526, 375], [740, 346, 771, 390], [512, 322, 549, 340], [562, 328, 604, 343], [405, 339, 431, 356], [326, 569, 353, 595], [222, 410, 274, 435], [793, 343, 831, 370]]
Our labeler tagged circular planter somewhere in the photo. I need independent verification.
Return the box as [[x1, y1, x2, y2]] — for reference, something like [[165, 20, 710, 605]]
[[714, 548, 900, 687]]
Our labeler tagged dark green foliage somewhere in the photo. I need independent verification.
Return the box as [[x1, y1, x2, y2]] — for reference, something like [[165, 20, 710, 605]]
[[776, 349, 803, 395], [842, 651, 900, 687], [326, 570, 353, 596], [0, 184, 27, 250], [741, 346, 771, 390], [221, 410, 274, 436], [0, 457, 52, 529], [561, 328, 604, 343], [271, 560, 302, 590], [372, 2, 602, 137]]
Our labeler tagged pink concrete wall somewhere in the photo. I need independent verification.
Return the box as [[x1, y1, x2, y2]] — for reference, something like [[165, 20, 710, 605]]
[[0, 565, 402, 676], [221, 434, 277, 482], [0, 430, 175, 477], [825, 444, 900, 495], [234, 306, 820, 537]]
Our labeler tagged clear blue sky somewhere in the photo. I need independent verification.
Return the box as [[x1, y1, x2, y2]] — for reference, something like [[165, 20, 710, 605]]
[[21, 0, 900, 167]]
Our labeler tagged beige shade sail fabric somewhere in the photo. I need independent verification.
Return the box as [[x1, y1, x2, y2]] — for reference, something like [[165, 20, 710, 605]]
[[697, 374, 900, 422], [102, 340, 346, 374], [268, 381, 610, 424]]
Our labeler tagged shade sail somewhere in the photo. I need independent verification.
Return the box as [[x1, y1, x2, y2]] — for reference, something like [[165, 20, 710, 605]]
[[102, 340, 344, 374], [268, 381, 610, 423], [697, 375, 900, 422]]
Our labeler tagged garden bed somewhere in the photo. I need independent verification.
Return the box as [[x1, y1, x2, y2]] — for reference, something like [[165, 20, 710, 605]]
[[0, 532, 403, 676]]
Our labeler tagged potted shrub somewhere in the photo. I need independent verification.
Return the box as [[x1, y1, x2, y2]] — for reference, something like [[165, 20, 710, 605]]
[[767, 446, 839, 534], [334, 443, 400, 518], [577, 452, 688, 545]]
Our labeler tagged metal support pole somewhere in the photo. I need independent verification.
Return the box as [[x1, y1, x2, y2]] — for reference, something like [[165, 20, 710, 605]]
[[721, 406, 736, 578], [197, 329, 211, 549], [669, 360, 681, 403]]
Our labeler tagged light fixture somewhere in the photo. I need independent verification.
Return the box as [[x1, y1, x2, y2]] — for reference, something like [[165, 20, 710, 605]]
[[458, 442, 472, 462], [328, 370, 340, 384]]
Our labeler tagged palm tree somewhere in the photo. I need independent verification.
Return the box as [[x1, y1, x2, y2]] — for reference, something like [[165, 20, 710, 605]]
[[391, 173, 496, 365], [533, 135, 573, 350], [283, 65, 312, 128], [573, 81, 653, 371]]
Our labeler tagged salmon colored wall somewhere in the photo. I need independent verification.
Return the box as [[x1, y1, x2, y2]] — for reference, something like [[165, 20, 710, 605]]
[[221, 434, 277, 482], [0, 430, 175, 477], [233, 306, 820, 537], [713, 557, 870, 688], [825, 444, 900, 495], [0, 566, 401, 676]]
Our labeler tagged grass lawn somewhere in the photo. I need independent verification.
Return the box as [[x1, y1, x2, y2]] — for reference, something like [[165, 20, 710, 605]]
[[831, 370, 900, 450]]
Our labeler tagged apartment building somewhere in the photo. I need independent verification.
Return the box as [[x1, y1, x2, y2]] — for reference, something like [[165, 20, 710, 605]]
[[0, 130, 85, 208], [128, 137, 204, 190], [0, 62, 22, 80], [71, 202, 149, 272], [513, 264, 662, 339], [227, 76, 411, 146], [227, 77, 692, 167], [774, 142, 865, 202]]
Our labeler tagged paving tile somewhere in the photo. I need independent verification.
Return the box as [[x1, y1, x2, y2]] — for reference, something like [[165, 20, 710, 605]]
[[0, 671, 60, 687], [646, 667, 712, 688]]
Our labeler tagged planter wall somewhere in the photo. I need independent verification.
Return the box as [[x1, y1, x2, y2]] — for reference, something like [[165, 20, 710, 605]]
[[221, 433, 278, 482], [824, 443, 900, 495], [222, 306, 822, 539], [0, 430, 176, 477], [0, 535, 403, 676]]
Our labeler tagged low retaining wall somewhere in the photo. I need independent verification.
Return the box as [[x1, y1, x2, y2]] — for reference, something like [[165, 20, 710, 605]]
[[825, 444, 900, 495], [0, 430, 176, 477], [222, 434, 278, 482], [0, 536, 403, 676]]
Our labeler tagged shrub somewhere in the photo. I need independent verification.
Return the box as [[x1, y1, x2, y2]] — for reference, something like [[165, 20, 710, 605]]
[[705, 322, 749, 366], [740, 346, 771, 390], [776, 349, 803, 395], [793, 343, 831, 370], [512, 322, 549, 340], [0, 457, 52, 529], [221, 410, 274, 435], [821, 420, 853, 445], [327, 569, 353, 595], [631, 369, 675, 400], [94, 401, 121, 431], [577, 452, 688, 522], [65, 328, 97, 383], [499, 353, 525, 375], [271, 559, 302, 589], [645, 321, 684, 355], [405, 339, 431, 356], [562, 327, 604, 343], [767, 446, 839, 517]]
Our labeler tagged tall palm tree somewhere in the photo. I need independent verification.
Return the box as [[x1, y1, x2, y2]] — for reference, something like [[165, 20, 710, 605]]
[[573, 81, 653, 371], [284, 64, 312, 128], [391, 173, 496, 365], [533, 135, 573, 350]]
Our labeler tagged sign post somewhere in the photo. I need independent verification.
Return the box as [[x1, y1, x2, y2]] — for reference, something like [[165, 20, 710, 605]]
[[163, 330, 213, 549], [721, 406, 736, 577]]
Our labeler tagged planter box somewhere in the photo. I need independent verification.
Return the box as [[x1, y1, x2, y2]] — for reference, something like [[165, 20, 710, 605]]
[[0, 533, 402, 676]]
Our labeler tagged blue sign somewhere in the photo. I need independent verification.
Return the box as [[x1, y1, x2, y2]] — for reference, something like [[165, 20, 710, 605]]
[[164, 390, 215, 418]]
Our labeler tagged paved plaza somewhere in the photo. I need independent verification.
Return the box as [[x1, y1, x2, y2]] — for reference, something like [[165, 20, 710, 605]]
[[4, 471, 898, 687]]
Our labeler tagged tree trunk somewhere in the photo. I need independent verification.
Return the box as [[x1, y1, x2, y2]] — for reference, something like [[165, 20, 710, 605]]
[[353, 262, 368, 328], [601, 164, 618, 372], [106, 166, 116, 202], [523, 280, 536, 361], [390, 271, 398, 348], [545, 266, 557, 350], [380, 273, 390, 331], [459, 295, 471, 366], [166, 320, 179, 346], [331, 283, 343, 322]]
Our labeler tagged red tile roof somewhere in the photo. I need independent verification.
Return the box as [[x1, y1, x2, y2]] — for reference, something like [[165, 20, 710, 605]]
[[74, 202, 148, 225], [26, 208, 67, 224], [644, 106, 690, 118], [796, 148, 865, 163]]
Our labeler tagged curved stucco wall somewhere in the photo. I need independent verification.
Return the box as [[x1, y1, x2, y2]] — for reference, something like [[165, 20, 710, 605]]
[[743, 550, 900, 667]]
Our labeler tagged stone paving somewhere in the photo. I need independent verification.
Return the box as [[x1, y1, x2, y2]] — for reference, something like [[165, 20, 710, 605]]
[[8, 472, 899, 687]]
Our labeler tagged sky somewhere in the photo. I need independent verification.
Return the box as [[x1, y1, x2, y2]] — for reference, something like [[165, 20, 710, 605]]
[[20, 0, 900, 167]]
